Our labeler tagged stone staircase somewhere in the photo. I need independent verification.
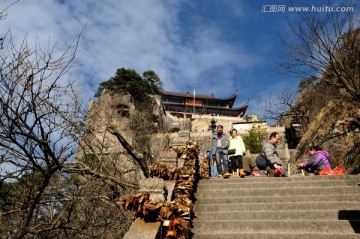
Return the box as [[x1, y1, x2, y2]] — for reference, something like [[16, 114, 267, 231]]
[[193, 175, 360, 239]]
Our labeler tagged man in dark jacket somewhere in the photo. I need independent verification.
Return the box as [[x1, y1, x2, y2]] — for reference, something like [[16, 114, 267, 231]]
[[210, 125, 229, 176]]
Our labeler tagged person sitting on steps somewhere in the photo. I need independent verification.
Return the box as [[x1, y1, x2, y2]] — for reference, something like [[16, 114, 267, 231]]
[[242, 153, 254, 176], [259, 132, 284, 177], [297, 145, 332, 175]]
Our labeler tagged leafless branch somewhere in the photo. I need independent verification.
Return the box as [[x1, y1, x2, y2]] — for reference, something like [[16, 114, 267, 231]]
[[277, 3, 360, 101]]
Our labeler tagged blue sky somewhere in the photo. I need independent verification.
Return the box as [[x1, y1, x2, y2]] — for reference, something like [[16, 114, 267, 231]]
[[0, 0, 357, 119]]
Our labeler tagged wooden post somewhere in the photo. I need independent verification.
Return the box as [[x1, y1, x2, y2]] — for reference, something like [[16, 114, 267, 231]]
[[288, 163, 291, 176]]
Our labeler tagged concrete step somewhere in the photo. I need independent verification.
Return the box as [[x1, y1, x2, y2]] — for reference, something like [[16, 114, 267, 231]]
[[195, 194, 360, 204], [195, 210, 360, 221], [197, 179, 357, 189], [199, 175, 360, 184], [192, 220, 360, 234], [194, 201, 360, 212], [193, 175, 360, 238], [193, 232, 360, 239], [195, 186, 360, 198]]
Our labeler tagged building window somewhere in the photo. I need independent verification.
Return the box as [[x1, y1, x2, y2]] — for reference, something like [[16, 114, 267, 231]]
[[185, 99, 202, 106], [164, 96, 184, 104]]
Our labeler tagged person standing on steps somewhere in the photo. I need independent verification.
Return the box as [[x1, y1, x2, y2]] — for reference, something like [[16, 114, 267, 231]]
[[207, 150, 218, 177], [210, 125, 230, 177], [228, 129, 247, 177]]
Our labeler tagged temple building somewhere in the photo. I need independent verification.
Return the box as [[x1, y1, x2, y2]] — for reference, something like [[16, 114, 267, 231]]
[[160, 90, 249, 118]]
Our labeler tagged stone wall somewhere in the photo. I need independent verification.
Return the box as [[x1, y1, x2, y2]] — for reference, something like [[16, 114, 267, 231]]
[[191, 114, 240, 133]]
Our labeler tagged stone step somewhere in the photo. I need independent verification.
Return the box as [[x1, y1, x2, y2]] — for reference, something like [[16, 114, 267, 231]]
[[199, 175, 359, 184], [192, 175, 360, 238], [194, 201, 360, 212], [192, 220, 360, 234], [198, 179, 356, 189], [195, 186, 360, 198], [195, 194, 360, 204], [193, 232, 360, 239], [195, 209, 360, 221]]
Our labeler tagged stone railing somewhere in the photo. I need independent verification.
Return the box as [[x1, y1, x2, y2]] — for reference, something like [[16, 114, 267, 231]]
[[122, 141, 200, 239]]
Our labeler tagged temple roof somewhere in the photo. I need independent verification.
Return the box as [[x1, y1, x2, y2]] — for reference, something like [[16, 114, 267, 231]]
[[163, 101, 249, 111], [162, 100, 249, 117], [161, 90, 237, 107]]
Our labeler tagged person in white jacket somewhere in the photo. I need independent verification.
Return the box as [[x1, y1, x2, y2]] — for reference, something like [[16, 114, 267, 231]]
[[228, 129, 246, 177]]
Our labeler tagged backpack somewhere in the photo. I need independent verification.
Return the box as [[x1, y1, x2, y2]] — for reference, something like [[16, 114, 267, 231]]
[[256, 154, 267, 170]]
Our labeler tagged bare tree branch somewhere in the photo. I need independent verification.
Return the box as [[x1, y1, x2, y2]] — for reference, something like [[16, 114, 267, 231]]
[[277, 3, 360, 101], [63, 162, 138, 189], [108, 128, 150, 178], [0, 28, 84, 238]]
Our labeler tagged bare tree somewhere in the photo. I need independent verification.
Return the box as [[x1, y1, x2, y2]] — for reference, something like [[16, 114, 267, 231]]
[[0, 1, 19, 20], [0, 31, 137, 239], [0, 4, 147, 238], [262, 85, 300, 122], [0, 28, 85, 237], [276, 3, 360, 166], [278, 3, 360, 102]]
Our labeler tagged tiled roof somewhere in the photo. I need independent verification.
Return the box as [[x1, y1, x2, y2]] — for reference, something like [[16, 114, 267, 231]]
[[161, 90, 237, 101]]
